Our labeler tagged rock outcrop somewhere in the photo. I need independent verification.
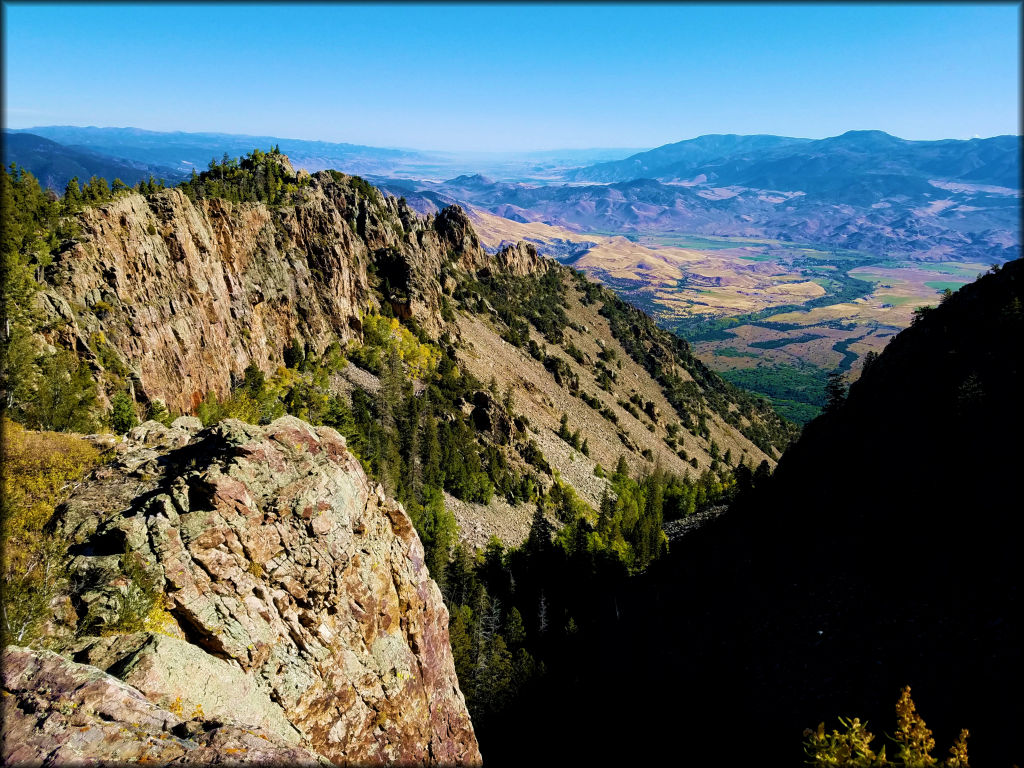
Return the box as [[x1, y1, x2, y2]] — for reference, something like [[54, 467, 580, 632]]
[[1, 645, 323, 765], [10, 416, 481, 766], [37, 166, 544, 415], [491, 240, 543, 278]]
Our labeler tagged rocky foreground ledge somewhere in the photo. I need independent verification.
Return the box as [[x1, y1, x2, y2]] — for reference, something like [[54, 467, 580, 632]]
[[2, 416, 481, 766]]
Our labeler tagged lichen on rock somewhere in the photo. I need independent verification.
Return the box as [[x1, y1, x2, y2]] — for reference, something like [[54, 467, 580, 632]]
[[5, 416, 481, 766]]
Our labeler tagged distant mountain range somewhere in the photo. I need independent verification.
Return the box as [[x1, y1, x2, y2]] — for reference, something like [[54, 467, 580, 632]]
[[568, 130, 1020, 192], [5, 126, 644, 185], [566, 133, 812, 183], [2, 132, 186, 190], [4, 126, 1019, 263], [381, 130, 1021, 263]]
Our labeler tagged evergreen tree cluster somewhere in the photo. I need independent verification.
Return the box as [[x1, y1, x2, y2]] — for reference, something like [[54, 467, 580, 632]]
[[456, 267, 572, 346], [182, 302, 743, 728], [178, 146, 306, 206], [2, 166, 100, 431]]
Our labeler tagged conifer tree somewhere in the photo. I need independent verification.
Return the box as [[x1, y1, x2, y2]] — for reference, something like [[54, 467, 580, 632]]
[[110, 391, 138, 434], [824, 371, 847, 414], [62, 177, 82, 211]]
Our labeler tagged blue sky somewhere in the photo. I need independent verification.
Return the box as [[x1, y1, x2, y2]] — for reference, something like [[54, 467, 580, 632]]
[[3, 3, 1020, 152]]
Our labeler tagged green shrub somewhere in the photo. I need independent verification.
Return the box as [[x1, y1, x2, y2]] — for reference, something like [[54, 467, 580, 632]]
[[110, 391, 138, 433]]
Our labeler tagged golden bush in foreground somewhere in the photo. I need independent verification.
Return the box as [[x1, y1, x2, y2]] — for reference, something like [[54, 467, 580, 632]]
[[1, 419, 101, 646], [804, 686, 969, 767]]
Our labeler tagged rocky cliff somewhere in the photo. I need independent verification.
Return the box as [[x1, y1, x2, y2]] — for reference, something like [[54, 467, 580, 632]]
[[37, 166, 542, 415], [3, 416, 481, 765]]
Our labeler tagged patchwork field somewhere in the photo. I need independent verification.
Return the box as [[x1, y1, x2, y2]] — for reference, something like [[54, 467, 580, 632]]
[[468, 209, 991, 423]]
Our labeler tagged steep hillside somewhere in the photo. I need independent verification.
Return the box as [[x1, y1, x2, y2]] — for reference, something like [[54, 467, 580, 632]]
[[487, 258, 1023, 766], [29, 162, 496, 415]]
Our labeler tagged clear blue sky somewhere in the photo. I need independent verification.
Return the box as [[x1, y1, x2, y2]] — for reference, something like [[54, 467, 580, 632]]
[[3, 2, 1020, 152]]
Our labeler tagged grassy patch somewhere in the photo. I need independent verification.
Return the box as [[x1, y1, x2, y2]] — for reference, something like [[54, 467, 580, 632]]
[[748, 333, 825, 350], [897, 261, 987, 277], [924, 280, 968, 292], [715, 346, 758, 358], [875, 294, 919, 307]]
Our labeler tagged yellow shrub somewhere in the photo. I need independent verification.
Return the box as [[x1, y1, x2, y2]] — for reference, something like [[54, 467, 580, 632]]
[[894, 685, 937, 767], [168, 697, 185, 717], [1, 419, 100, 646], [223, 391, 261, 423], [804, 686, 970, 768]]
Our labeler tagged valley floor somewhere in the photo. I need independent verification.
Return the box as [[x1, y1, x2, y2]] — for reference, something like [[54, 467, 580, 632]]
[[469, 209, 994, 422]]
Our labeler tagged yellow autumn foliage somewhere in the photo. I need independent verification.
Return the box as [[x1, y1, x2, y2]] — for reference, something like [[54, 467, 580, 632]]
[[804, 685, 970, 768], [1, 419, 101, 646], [360, 313, 440, 379]]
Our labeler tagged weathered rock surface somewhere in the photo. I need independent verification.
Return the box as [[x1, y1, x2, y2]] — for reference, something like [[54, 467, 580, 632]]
[[1, 645, 323, 766], [37, 164, 544, 414], [20, 416, 481, 766]]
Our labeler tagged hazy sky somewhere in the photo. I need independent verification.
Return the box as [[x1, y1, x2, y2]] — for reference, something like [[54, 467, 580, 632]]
[[4, 3, 1020, 152]]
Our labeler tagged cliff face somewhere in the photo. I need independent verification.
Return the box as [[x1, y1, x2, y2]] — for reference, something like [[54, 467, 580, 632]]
[[38, 171, 534, 414], [12, 416, 481, 766]]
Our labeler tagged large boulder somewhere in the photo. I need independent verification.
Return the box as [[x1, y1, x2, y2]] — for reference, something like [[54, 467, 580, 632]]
[[25, 416, 481, 766], [1, 645, 323, 765]]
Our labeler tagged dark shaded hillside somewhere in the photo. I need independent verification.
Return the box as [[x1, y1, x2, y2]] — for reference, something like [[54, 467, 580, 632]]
[[9, 125, 417, 175], [487, 259, 1022, 766], [2, 131, 184, 190]]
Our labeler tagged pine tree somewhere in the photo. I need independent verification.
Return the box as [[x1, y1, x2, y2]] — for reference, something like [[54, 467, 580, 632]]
[[479, 634, 514, 715], [30, 350, 100, 433], [614, 454, 630, 483], [597, 489, 615, 539], [62, 177, 82, 212], [504, 606, 526, 649], [558, 413, 571, 440], [525, 504, 554, 559], [420, 408, 444, 489], [447, 605, 476, 706], [824, 371, 847, 414]]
